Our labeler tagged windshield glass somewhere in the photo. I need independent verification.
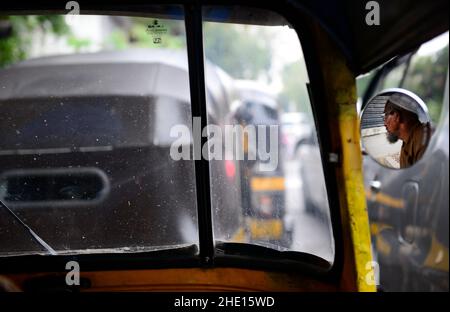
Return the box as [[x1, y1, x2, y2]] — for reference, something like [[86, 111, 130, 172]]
[[0, 10, 200, 256], [0, 8, 334, 264], [202, 7, 335, 264]]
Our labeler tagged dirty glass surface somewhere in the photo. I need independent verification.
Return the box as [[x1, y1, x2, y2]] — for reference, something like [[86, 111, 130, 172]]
[[0, 9, 199, 256], [202, 7, 334, 264]]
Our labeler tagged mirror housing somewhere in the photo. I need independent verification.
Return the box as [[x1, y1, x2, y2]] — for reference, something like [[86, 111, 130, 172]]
[[360, 88, 432, 169]]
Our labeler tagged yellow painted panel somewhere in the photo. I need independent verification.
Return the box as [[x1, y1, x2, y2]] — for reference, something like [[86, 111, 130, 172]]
[[340, 118, 376, 292], [251, 177, 285, 191], [247, 218, 283, 239], [314, 25, 376, 291], [5, 268, 339, 292], [424, 234, 449, 272], [366, 188, 404, 209]]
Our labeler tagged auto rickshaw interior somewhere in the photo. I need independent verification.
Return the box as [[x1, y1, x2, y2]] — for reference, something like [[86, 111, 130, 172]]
[[0, 0, 448, 292]]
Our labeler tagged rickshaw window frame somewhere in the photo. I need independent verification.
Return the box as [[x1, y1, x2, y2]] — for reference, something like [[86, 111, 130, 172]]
[[0, 2, 343, 284]]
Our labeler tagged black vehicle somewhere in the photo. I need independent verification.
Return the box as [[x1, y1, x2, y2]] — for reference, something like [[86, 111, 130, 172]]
[[296, 130, 330, 222], [0, 49, 242, 255], [230, 80, 290, 248], [359, 37, 449, 291]]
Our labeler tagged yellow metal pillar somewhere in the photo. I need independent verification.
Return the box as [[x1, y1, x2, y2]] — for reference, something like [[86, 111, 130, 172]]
[[311, 23, 376, 292]]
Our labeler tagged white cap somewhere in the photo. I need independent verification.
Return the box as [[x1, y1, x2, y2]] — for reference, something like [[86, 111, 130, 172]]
[[388, 93, 429, 123]]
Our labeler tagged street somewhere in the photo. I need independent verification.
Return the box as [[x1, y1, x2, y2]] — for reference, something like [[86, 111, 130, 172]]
[[283, 155, 335, 263]]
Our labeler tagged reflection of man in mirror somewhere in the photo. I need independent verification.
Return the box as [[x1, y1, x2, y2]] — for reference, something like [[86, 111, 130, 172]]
[[383, 93, 431, 168]]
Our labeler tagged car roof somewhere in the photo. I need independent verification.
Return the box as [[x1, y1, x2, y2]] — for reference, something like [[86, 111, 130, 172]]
[[0, 49, 233, 120], [232, 80, 278, 111], [12, 48, 189, 70]]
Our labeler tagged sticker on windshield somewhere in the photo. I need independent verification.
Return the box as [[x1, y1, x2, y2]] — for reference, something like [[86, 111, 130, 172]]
[[147, 19, 168, 44]]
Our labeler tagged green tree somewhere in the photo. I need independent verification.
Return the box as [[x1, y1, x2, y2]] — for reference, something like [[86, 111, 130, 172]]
[[203, 23, 272, 80], [279, 61, 312, 114], [403, 44, 449, 124], [0, 16, 69, 68]]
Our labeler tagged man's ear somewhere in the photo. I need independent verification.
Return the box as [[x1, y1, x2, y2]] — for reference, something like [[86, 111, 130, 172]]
[[392, 111, 401, 123]]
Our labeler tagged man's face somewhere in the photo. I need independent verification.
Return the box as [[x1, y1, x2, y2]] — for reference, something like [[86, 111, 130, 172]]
[[384, 107, 400, 143]]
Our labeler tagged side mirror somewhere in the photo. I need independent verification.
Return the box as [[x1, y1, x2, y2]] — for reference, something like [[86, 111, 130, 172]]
[[360, 88, 431, 169]]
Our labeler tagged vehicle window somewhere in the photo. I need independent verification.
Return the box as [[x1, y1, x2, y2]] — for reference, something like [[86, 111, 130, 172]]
[[380, 63, 408, 91], [361, 32, 449, 125], [0, 10, 200, 256], [356, 71, 376, 100], [202, 7, 334, 263], [402, 32, 449, 124], [358, 32, 449, 291]]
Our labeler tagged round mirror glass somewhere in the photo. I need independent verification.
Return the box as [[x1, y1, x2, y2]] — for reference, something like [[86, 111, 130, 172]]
[[360, 88, 432, 169]]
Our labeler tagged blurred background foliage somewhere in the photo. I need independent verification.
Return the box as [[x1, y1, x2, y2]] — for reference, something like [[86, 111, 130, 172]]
[[203, 23, 272, 81], [279, 61, 312, 114], [0, 16, 69, 67], [403, 45, 448, 124]]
